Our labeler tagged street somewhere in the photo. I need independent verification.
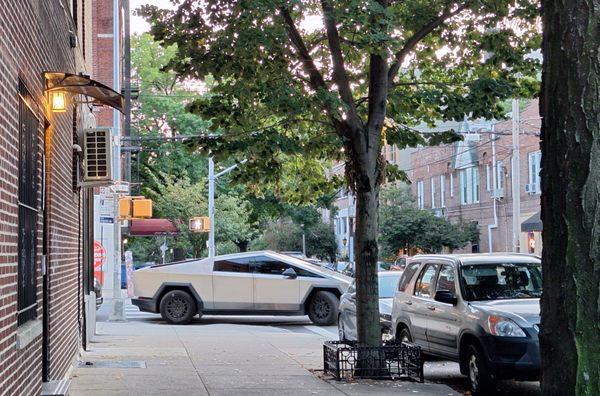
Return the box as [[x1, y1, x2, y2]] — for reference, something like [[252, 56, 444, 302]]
[[77, 300, 541, 395]]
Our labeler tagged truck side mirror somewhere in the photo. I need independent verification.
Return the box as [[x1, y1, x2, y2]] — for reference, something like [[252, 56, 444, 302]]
[[282, 268, 297, 279]]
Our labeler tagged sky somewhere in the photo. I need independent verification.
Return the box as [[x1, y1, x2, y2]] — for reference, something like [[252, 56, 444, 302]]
[[130, 0, 324, 35], [130, 0, 172, 34]]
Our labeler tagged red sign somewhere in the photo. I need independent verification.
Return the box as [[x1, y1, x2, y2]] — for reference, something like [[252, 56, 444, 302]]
[[94, 240, 106, 285]]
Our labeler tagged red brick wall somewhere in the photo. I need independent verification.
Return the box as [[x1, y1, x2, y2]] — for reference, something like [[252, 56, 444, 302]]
[[0, 1, 90, 394], [92, 0, 119, 127], [409, 100, 542, 253]]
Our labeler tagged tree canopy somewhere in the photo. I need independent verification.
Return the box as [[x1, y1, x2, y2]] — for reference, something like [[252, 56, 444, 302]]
[[139, 0, 540, 347]]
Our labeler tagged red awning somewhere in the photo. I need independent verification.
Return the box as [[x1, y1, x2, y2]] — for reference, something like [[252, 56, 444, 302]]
[[129, 219, 179, 236]]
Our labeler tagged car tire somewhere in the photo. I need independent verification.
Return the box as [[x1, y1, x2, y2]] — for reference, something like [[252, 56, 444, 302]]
[[398, 327, 413, 344], [338, 314, 347, 341], [465, 343, 496, 395], [308, 291, 338, 326], [159, 290, 196, 325]]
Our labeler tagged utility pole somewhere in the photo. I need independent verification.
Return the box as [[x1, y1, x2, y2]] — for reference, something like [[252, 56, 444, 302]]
[[208, 158, 248, 258], [123, 0, 132, 182], [301, 223, 306, 256], [511, 99, 521, 253], [208, 156, 215, 258]]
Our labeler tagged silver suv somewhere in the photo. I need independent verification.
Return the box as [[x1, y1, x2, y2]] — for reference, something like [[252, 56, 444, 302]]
[[391, 254, 541, 394]]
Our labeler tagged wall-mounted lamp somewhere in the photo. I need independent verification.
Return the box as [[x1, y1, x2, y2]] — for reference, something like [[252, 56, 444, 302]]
[[50, 91, 67, 113]]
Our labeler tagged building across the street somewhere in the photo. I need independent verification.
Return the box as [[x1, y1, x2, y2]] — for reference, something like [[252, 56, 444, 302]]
[[409, 100, 542, 255], [0, 1, 124, 395], [327, 100, 542, 259]]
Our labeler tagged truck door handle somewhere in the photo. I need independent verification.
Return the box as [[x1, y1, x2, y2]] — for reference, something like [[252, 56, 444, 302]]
[[427, 305, 436, 311], [404, 301, 412, 306]]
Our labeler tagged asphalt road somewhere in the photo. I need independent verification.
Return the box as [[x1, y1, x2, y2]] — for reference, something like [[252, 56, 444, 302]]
[[96, 300, 541, 395]]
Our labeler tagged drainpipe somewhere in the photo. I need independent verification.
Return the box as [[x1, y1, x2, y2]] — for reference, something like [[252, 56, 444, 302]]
[[488, 124, 498, 253]]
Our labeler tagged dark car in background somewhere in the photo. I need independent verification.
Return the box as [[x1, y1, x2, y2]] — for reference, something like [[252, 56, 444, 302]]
[[338, 271, 404, 341]]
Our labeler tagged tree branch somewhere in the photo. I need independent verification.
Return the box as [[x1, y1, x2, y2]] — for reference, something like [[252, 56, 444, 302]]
[[320, 0, 360, 126], [279, 7, 328, 92], [279, 6, 349, 136], [366, 0, 389, 144], [387, 4, 469, 85]]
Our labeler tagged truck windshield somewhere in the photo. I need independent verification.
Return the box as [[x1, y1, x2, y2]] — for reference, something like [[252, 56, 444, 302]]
[[460, 263, 542, 301]]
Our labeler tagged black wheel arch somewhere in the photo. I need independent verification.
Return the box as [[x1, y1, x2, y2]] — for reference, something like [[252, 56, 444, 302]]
[[153, 283, 204, 313], [459, 332, 484, 375], [302, 287, 341, 314]]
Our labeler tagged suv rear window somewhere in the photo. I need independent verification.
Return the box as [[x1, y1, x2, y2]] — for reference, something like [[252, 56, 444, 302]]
[[398, 262, 420, 292]]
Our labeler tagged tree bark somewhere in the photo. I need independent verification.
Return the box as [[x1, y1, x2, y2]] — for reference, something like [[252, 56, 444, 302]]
[[354, 180, 382, 347], [540, 1, 600, 395]]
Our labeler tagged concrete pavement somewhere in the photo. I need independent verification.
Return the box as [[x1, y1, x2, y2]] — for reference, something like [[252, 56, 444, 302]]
[[70, 299, 458, 396]]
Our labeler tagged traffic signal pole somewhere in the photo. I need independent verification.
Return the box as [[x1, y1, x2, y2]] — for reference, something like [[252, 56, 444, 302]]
[[208, 158, 247, 258], [208, 157, 215, 258]]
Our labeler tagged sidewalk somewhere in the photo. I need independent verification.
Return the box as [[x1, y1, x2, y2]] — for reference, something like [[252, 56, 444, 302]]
[[70, 301, 458, 396]]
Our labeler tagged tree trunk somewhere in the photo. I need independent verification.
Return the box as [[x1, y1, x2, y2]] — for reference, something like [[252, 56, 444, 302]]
[[236, 240, 249, 252], [354, 183, 382, 348], [540, 1, 600, 394]]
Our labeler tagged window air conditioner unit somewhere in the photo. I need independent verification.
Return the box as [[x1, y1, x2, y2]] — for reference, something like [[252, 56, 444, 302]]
[[82, 128, 113, 186], [491, 188, 504, 199], [464, 133, 481, 142]]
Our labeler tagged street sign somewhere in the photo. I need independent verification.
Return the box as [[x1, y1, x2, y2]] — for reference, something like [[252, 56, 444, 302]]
[[99, 216, 114, 224], [93, 240, 106, 285]]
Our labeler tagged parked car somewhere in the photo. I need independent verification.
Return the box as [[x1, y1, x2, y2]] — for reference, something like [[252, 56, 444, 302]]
[[328, 261, 354, 276], [94, 278, 103, 310], [338, 271, 404, 341], [132, 251, 352, 325], [391, 254, 542, 394]]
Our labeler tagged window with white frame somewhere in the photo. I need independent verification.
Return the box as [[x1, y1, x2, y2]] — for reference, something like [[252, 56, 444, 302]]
[[486, 164, 491, 191], [390, 145, 397, 164], [450, 173, 454, 197], [459, 166, 480, 205], [431, 178, 436, 208], [417, 180, 424, 209], [496, 161, 505, 191], [528, 151, 541, 194], [440, 175, 446, 207]]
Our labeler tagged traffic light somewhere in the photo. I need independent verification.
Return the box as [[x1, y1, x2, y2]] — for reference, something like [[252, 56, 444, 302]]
[[118, 196, 152, 220], [189, 217, 210, 233]]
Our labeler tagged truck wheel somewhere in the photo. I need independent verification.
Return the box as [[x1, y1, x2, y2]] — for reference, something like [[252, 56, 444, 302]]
[[398, 327, 413, 344], [160, 290, 196, 325], [466, 343, 496, 395], [308, 291, 338, 326]]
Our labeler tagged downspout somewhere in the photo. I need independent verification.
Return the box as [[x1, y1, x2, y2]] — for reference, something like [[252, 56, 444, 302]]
[[488, 124, 498, 252]]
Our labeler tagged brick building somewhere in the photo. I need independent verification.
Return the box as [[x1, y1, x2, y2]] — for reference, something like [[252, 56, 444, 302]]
[[327, 146, 416, 261], [0, 1, 123, 394], [409, 100, 542, 254]]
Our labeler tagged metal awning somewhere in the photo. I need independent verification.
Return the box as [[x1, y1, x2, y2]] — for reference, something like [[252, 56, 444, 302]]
[[44, 72, 124, 113], [129, 219, 179, 236], [521, 212, 543, 232]]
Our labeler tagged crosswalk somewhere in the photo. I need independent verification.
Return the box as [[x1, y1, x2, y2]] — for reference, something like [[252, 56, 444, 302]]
[[124, 303, 159, 321]]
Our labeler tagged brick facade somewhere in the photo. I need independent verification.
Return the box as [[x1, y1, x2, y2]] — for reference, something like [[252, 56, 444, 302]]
[[0, 1, 94, 394], [409, 100, 542, 254]]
